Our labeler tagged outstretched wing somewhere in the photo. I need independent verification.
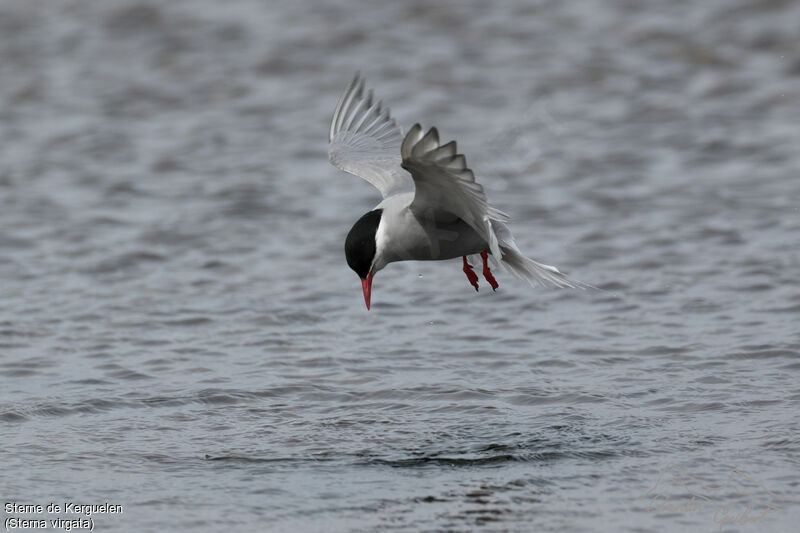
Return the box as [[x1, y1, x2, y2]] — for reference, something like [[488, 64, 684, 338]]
[[328, 73, 413, 199], [401, 124, 510, 259]]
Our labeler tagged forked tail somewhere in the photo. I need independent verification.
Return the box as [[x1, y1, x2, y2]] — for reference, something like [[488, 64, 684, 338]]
[[477, 219, 593, 289], [498, 245, 594, 289]]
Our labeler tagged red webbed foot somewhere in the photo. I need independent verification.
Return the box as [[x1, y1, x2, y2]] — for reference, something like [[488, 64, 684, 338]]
[[480, 251, 499, 291], [462, 256, 479, 291]]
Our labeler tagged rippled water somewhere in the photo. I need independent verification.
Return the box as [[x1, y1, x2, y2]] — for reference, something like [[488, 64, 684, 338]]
[[2, 0, 799, 531]]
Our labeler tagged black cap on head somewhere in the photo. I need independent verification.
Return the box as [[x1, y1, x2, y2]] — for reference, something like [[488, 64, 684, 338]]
[[345, 209, 383, 279]]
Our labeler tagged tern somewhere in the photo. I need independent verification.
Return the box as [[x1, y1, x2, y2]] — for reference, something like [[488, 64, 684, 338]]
[[328, 73, 589, 309]]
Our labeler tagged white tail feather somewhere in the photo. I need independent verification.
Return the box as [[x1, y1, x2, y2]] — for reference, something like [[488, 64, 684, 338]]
[[499, 245, 593, 289]]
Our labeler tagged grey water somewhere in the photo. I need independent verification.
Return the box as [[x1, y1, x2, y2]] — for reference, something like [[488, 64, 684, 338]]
[[2, 0, 799, 531]]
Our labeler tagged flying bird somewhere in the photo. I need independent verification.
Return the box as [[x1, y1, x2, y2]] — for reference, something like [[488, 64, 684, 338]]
[[328, 73, 589, 309]]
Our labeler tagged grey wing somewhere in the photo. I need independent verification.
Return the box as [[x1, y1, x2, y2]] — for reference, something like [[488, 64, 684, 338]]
[[401, 125, 591, 289], [328, 73, 413, 199], [400, 124, 510, 260]]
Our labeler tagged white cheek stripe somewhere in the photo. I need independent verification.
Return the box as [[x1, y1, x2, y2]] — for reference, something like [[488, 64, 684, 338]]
[[373, 217, 389, 271]]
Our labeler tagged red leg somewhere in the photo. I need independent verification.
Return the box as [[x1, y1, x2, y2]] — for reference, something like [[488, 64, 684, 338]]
[[480, 251, 499, 291], [462, 256, 479, 291]]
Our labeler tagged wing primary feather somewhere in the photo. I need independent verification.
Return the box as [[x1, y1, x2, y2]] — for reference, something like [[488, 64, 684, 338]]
[[335, 76, 364, 138], [329, 72, 360, 141], [328, 73, 413, 198], [448, 154, 467, 171], [348, 91, 380, 134], [364, 106, 391, 135], [401, 123, 423, 159], [413, 127, 440, 157], [371, 119, 399, 139], [433, 141, 457, 162], [342, 87, 371, 133], [359, 100, 386, 133]]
